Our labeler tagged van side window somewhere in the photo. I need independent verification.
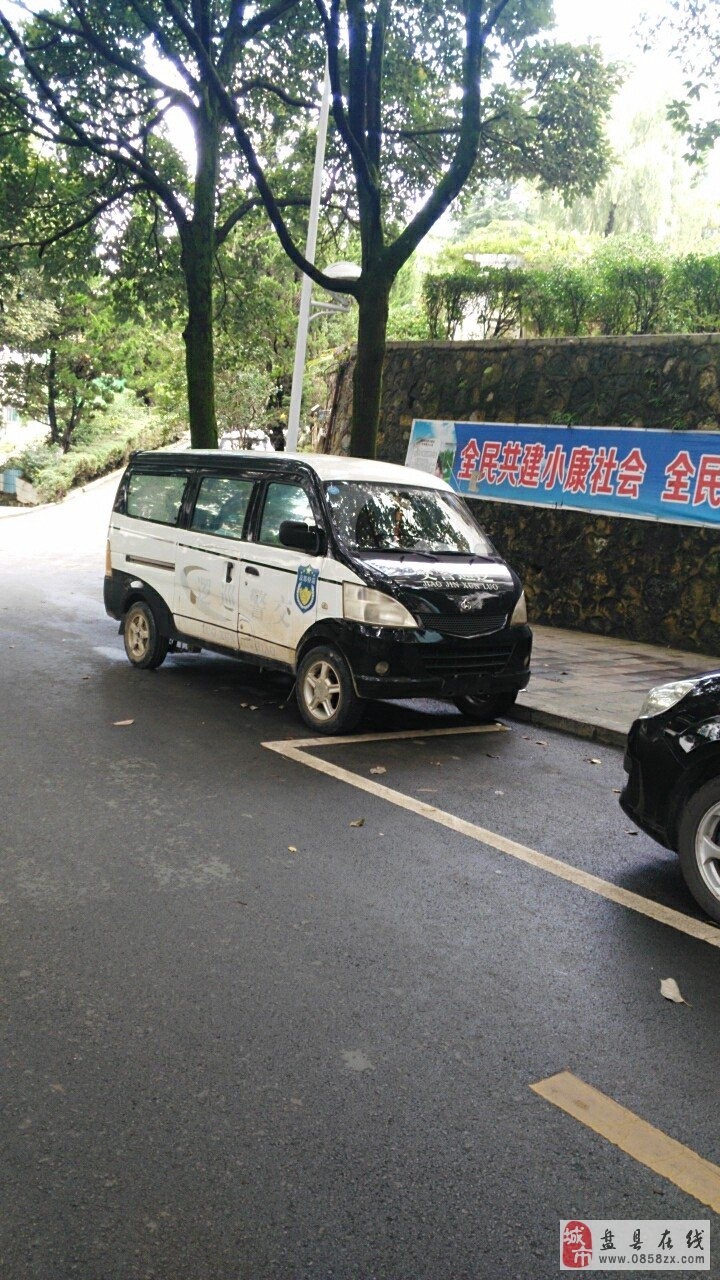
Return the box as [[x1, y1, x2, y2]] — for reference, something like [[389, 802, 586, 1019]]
[[127, 472, 188, 525], [191, 476, 254, 540], [259, 482, 315, 546]]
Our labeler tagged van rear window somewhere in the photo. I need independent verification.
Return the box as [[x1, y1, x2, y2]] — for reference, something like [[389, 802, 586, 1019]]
[[127, 472, 188, 526]]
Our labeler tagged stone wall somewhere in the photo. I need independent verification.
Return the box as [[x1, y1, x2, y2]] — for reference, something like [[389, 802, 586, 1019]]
[[326, 335, 720, 654]]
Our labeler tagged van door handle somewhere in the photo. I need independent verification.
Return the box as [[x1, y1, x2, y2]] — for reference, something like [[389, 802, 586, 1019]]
[[225, 562, 234, 583], [245, 565, 259, 577]]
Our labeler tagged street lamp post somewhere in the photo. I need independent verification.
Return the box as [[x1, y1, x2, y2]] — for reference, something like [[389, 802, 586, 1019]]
[[286, 60, 331, 453]]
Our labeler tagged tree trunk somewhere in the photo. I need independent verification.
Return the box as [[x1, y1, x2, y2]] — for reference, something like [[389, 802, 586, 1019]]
[[351, 275, 391, 458], [180, 103, 220, 450], [60, 390, 84, 453], [181, 220, 218, 449], [47, 347, 59, 446]]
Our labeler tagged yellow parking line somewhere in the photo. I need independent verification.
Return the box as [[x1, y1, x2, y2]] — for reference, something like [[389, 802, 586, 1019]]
[[262, 731, 720, 950], [531, 1071, 720, 1214]]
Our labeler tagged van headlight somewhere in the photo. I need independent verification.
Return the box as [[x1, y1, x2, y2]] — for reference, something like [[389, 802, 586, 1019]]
[[638, 678, 698, 719], [343, 584, 417, 628], [510, 591, 527, 625]]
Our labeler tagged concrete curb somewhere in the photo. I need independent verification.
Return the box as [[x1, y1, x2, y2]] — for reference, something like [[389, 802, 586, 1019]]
[[510, 703, 627, 749]]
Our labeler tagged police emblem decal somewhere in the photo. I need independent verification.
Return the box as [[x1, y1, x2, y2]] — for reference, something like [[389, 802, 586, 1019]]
[[294, 565, 319, 613]]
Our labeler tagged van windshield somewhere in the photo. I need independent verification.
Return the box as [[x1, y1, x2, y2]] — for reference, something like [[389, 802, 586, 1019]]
[[323, 481, 495, 557]]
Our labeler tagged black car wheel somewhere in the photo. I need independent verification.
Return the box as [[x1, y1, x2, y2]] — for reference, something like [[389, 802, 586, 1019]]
[[123, 601, 169, 670], [677, 776, 720, 925], [296, 645, 364, 735], [454, 691, 517, 723]]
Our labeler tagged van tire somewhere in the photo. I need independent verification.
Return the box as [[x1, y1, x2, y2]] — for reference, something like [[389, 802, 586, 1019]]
[[454, 691, 517, 722], [123, 601, 169, 670], [296, 645, 364, 734]]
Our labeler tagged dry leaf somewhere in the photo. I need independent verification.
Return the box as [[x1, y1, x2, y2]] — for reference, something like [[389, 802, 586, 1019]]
[[369, 766, 386, 775], [626, 830, 638, 836], [585, 757, 602, 765], [486, 753, 499, 759], [494, 789, 504, 796], [113, 719, 134, 726], [612, 788, 622, 794], [288, 846, 297, 853], [417, 788, 437, 793], [660, 977, 686, 1004], [535, 740, 548, 746], [349, 818, 365, 828]]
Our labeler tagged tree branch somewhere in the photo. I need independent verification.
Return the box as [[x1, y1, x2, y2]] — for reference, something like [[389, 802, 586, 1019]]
[[0, 12, 190, 230], [160, 0, 359, 297], [385, 0, 513, 277], [237, 77, 315, 110]]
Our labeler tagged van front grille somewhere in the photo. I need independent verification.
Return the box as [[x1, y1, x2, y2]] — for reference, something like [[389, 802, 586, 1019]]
[[418, 614, 508, 638]]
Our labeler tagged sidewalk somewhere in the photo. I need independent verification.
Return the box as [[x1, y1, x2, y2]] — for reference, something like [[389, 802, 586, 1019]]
[[515, 625, 720, 747]]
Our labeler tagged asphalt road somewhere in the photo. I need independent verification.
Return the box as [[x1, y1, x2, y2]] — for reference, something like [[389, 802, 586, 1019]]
[[1, 480, 719, 1280]]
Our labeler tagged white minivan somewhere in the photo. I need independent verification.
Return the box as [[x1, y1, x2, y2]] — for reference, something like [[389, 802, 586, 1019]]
[[104, 450, 532, 733]]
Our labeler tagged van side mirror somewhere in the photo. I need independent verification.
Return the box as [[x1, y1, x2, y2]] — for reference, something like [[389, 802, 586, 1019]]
[[279, 520, 325, 556]]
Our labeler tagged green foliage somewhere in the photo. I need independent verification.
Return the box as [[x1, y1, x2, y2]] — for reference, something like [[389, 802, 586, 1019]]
[[423, 273, 477, 340], [668, 254, 720, 332], [520, 264, 593, 336], [421, 241, 720, 339], [386, 262, 431, 341], [590, 240, 673, 335], [648, 1, 720, 161], [8, 393, 184, 502]]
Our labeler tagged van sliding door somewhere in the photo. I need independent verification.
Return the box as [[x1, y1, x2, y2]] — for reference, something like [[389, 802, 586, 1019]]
[[174, 474, 256, 650]]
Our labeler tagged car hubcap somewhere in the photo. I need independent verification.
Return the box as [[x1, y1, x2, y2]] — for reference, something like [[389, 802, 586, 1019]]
[[695, 802, 720, 901], [127, 611, 149, 659], [303, 660, 341, 721]]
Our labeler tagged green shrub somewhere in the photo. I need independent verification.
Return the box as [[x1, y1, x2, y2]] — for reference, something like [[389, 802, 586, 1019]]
[[421, 243, 720, 340], [13, 393, 185, 502]]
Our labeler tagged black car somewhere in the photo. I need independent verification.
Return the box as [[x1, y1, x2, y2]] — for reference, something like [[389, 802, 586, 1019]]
[[621, 673, 720, 924]]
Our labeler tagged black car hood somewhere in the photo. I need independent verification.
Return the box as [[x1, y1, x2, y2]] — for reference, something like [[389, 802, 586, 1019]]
[[356, 554, 519, 620]]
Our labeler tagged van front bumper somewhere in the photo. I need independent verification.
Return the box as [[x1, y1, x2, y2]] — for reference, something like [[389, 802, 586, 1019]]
[[327, 621, 532, 700]]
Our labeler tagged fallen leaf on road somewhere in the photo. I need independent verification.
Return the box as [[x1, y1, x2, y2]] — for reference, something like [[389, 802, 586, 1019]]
[[369, 766, 386, 775], [660, 977, 686, 1004], [626, 830, 638, 836], [349, 818, 365, 828], [113, 719, 134, 726], [486, 753, 499, 759], [494, 789, 504, 796], [612, 788, 622, 794], [417, 788, 437, 793], [288, 846, 297, 853], [586, 757, 602, 765]]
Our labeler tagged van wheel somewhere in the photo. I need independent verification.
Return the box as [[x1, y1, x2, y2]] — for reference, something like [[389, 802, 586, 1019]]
[[123, 601, 168, 670], [677, 777, 720, 925], [454, 691, 517, 722], [296, 645, 364, 734]]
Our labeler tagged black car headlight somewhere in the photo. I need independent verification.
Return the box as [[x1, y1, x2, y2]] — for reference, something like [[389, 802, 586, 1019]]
[[637, 678, 699, 719]]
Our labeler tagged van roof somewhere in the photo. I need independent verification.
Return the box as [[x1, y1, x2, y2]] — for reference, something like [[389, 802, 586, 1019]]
[[133, 449, 452, 491]]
